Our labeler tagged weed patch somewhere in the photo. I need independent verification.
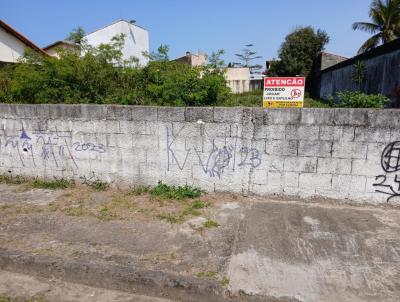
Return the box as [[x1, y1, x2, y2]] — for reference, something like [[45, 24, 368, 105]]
[[150, 181, 202, 200], [87, 180, 109, 191], [203, 220, 220, 228], [196, 271, 218, 280], [31, 179, 73, 190], [131, 185, 150, 196], [0, 174, 26, 185], [221, 276, 230, 287], [191, 199, 209, 209]]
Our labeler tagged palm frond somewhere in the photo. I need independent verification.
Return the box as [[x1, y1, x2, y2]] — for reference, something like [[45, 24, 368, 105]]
[[357, 33, 382, 54], [352, 22, 380, 33]]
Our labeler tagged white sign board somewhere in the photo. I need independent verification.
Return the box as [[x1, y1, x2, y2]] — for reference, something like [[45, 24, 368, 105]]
[[263, 77, 306, 108]]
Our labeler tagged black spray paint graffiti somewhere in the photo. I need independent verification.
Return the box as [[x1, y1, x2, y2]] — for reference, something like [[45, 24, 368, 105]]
[[0, 125, 106, 169], [166, 125, 262, 178], [373, 141, 400, 202]]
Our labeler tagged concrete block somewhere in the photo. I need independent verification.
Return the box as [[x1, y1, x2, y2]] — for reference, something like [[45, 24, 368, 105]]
[[298, 140, 332, 157], [119, 121, 156, 135], [203, 123, 231, 138], [283, 172, 299, 187], [213, 107, 243, 123], [390, 131, 400, 142], [351, 159, 384, 176], [334, 108, 369, 126], [366, 142, 387, 161], [157, 107, 185, 122], [254, 125, 286, 140], [251, 168, 268, 185], [185, 107, 214, 123], [285, 125, 320, 140], [0, 104, 18, 118], [105, 133, 133, 149], [367, 110, 400, 129], [299, 173, 332, 190], [267, 171, 283, 189], [80, 104, 108, 121], [300, 109, 334, 125], [354, 127, 391, 143], [332, 175, 367, 193], [265, 140, 298, 156], [132, 134, 159, 149], [284, 157, 317, 173], [319, 126, 354, 142], [264, 109, 301, 125], [264, 155, 285, 172], [332, 142, 367, 159], [131, 106, 158, 121], [317, 158, 352, 174], [94, 120, 121, 134]]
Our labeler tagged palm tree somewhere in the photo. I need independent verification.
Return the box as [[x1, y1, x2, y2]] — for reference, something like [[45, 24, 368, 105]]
[[353, 0, 400, 54]]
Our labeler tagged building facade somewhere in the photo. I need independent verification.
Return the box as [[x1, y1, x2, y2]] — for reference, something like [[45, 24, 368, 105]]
[[173, 51, 206, 67], [43, 40, 80, 58], [83, 19, 149, 66], [0, 19, 47, 64]]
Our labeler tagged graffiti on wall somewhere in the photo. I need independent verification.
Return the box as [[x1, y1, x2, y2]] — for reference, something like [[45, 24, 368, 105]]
[[0, 125, 106, 170], [166, 125, 262, 178], [373, 141, 400, 202]]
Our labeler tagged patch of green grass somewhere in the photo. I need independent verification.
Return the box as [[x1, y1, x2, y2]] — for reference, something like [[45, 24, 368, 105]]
[[131, 185, 150, 196], [0, 296, 45, 302], [196, 271, 218, 280], [303, 97, 332, 108], [219, 90, 333, 108], [158, 213, 182, 224], [87, 180, 109, 191], [221, 276, 230, 287], [191, 199, 209, 209], [158, 204, 203, 224], [98, 205, 117, 220], [150, 181, 203, 200], [203, 219, 220, 228], [0, 174, 26, 185], [31, 179, 73, 190]]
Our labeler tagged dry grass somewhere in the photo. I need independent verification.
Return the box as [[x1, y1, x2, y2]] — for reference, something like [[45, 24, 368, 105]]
[[0, 181, 214, 224]]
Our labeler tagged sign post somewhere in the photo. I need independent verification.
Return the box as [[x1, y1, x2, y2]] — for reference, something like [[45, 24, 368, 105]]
[[263, 77, 306, 108]]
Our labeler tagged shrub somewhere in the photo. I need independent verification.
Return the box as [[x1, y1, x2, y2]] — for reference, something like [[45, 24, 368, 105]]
[[150, 181, 202, 200], [334, 91, 389, 108], [0, 36, 229, 107], [31, 178, 73, 190]]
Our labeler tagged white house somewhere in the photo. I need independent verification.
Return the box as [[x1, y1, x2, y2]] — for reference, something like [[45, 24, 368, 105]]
[[83, 19, 149, 66], [0, 19, 47, 64]]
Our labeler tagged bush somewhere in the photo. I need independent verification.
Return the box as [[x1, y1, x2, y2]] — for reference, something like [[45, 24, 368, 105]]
[[0, 36, 229, 106], [333, 91, 389, 108]]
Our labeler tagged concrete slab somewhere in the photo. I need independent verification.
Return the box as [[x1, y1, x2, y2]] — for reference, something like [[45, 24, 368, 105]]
[[0, 270, 174, 302], [228, 200, 400, 302], [0, 184, 399, 301]]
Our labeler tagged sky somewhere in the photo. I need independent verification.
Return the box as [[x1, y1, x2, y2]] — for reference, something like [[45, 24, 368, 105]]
[[1, 0, 373, 67]]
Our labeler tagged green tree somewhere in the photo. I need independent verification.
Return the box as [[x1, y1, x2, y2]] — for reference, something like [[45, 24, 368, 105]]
[[270, 26, 329, 77], [143, 44, 170, 62], [352, 61, 367, 90], [353, 0, 400, 54], [66, 26, 86, 43], [208, 49, 225, 68], [234, 44, 262, 73]]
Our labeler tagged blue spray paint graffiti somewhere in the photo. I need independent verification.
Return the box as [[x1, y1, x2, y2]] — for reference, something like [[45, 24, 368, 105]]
[[166, 125, 262, 178], [0, 125, 107, 169]]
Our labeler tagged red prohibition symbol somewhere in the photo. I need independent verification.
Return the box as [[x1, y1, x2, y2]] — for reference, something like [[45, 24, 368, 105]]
[[291, 89, 302, 98]]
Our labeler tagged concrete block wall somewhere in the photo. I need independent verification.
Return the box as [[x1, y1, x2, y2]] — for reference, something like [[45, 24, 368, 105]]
[[0, 104, 399, 204]]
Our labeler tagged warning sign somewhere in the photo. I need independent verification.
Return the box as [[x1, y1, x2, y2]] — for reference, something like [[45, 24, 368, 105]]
[[263, 77, 306, 108]]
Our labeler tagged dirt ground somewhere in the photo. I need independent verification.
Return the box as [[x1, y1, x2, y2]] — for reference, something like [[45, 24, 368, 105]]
[[0, 180, 400, 302]]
